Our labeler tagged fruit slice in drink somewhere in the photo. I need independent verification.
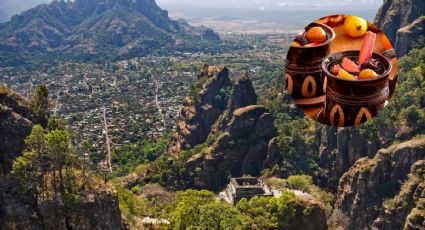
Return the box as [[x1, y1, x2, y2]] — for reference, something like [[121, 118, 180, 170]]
[[338, 69, 356, 80], [341, 57, 360, 73]]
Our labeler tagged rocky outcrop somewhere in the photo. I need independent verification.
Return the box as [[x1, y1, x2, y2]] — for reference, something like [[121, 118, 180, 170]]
[[188, 106, 276, 191], [227, 75, 257, 118], [374, 0, 425, 56], [0, 177, 123, 230], [396, 16, 425, 56], [285, 197, 328, 230], [371, 160, 425, 230], [318, 126, 384, 190], [330, 137, 425, 230], [168, 66, 232, 154], [182, 74, 276, 191], [0, 86, 44, 174]]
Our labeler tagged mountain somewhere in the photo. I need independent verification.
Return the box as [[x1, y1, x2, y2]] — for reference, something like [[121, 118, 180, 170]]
[[374, 0, 425, 56], [0, 0, 220, 67]]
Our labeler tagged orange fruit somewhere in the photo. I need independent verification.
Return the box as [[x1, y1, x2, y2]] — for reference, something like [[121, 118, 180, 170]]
[[305, 27, 327, 42], [358, 69, 378, 80]]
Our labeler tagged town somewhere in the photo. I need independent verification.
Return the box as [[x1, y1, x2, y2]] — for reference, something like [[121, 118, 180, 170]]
[[0, 33, 292, 169]]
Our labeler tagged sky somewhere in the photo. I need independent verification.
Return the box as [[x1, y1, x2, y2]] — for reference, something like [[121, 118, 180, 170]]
[[156, 0, 382, 10], [0, 0, 382, 22], [0, 0, 383, 33]]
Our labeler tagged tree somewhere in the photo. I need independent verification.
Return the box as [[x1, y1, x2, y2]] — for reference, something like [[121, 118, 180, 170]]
[[236, 197, 277, 230], [12, 125, 46, 195], [12, 151, 42, 196], [287, 175, 313, 191], [45, 130, 70, 192], [170, 190, 215, 229], [30, 84, 49, 122], [269, 192, 296, 228], [199, 201, 242, 230], [48, 115, 67, 131]]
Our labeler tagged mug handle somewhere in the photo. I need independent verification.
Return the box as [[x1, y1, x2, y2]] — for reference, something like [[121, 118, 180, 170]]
[[382, 49, 396, 59]]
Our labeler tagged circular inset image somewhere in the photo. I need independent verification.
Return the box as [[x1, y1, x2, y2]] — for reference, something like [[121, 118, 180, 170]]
[[285, 15, 398, 127]]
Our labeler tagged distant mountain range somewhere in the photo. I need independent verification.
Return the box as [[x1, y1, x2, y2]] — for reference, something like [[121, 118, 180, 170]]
[[0, 0, 220, 67]]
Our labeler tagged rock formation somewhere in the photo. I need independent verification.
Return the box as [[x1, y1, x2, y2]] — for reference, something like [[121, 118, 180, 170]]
[[330, 137, 425, 230], [0, 176, 124, 230], [0, 85, 45, 173], [0, 85, 124, 230], [169, 67, 276, 191], [168, 66, 232, 154], [318, 126, 383, 190], [374, 0, 425, 56], [371, 160, 425, 230], [285, 196, 328, 230]]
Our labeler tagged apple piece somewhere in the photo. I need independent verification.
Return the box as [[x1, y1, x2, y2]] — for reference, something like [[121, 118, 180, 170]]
[[358, 31, 376, 65], [338, 69, 356, 80], [341, 57, 360, 73], [331, 64, 342, 75]]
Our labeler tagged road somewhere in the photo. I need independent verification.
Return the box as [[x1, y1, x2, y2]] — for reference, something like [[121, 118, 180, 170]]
[[102, 106, 113, 173], [155, 80, 167, 128]]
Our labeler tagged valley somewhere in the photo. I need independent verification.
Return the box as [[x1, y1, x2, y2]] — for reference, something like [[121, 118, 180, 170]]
[[0, 33, 289, 173], [0, 0, 424, 230]]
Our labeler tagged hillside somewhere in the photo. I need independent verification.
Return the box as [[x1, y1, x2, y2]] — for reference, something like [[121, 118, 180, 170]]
[[0, 0, 220, 67], [374, 0, 425, 56]]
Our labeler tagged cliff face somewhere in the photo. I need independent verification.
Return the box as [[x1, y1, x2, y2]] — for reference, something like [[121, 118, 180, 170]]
[[187, 104, 276, 190], [169, 68, 276, 191], [0, 86, 44, 174], [0, 85, 124, 230], [330, 137, 425, 230], [285, 197, 328, 230], [0, 177, 123, 230], [371, 160, 425, 230], [168, 66, 232, 154], [318, 126, 385, 189], [374, 0, 425, 56]]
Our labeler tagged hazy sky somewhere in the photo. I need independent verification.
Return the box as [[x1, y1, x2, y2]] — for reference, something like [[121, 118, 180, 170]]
[[0, 0, 383, 22]]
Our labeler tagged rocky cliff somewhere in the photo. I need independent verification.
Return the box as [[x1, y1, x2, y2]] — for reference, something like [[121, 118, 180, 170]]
[[285, 196, 328, 230], [0, 85, 124, 230], [374, 0, 425, 56], [168, 67, 276, 191], [318, 126, 386, 190], [187, 104, 276, 190], [371, 160, 425, 230], [0, 85, 43, 174], [330, 137, 425, 230], [168, 66, 232, 155], [0, 176, 124, 230]]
